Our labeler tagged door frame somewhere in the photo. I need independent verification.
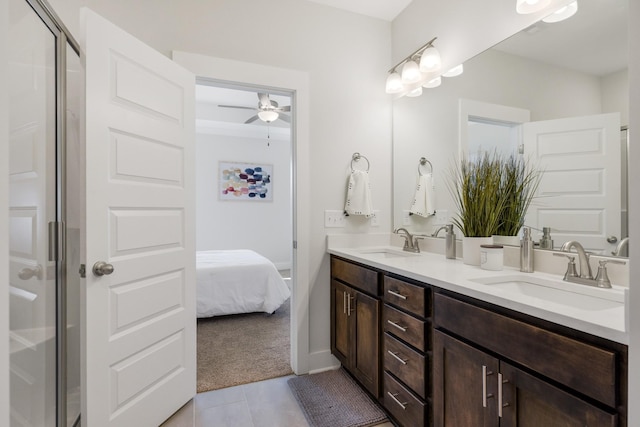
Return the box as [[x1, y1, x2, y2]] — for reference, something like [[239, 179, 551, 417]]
[[172, 52, 311, 375]]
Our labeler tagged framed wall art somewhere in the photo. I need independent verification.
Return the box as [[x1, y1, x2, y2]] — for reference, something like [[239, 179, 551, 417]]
[[219, 161, 273, 201]]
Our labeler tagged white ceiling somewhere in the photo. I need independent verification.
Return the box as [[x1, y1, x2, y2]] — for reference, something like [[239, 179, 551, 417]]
[[302, 0, 413, 21]]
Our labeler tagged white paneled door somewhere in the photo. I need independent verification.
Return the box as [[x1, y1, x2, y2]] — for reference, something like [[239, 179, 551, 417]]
[[524, 113, 621, 254], [81, 8, 195, 427]]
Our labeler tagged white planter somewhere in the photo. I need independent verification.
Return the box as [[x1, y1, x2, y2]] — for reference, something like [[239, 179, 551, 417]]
[[492, 235, 521, 247], [462, 236, 494, 266]]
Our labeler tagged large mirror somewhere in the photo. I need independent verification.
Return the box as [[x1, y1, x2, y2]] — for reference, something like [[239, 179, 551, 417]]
[[393, 0, 628, 256]]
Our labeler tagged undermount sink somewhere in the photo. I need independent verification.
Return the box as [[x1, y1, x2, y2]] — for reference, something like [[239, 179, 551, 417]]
[[469, 274, 625, 311], [355, 247, 420, 259]]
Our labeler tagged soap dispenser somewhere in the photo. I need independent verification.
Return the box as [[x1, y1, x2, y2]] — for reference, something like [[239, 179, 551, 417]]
[[444, 224, 456, 259], [539, 227, 554, 250], [520, 226, 534, 272]]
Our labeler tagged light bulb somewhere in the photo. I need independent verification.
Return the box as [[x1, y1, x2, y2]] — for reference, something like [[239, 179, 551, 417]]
[[442, 64, 464, 77], [385, 72, 404, 94], [542, 1, 578, 23], [419, 46, 441, 72], [258, 110, 279, 123], [401, 60, 421, 84], [423, 76, 442, 89], [516, 0, 551, 14], [406, 87, 423, 97]]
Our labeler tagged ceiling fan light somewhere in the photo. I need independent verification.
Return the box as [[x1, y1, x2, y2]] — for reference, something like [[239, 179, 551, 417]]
[[423, 76, 442, 89], [542, 1, 578, 23], [419, 46, 441, 72], [258, 110, 279, 123], [442, 64, 464, 77], [401, 60, 422, 84], [385, 72, 404, 93], [516, 0, 551, 14]]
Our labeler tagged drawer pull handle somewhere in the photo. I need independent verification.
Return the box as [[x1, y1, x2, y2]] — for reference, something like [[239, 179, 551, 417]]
[[343, 291, 347, 315], [387, 289, 407, 300], [498, 373, 510, 418], [387, 392, 408, 410], [387, 320, 407, 332], [387, 350, 408, 365]]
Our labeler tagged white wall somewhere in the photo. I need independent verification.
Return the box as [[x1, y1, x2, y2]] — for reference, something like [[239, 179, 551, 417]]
[[195, 132, 292, 269], [602, 69, 630, 126], [47, 0, 393, 371]]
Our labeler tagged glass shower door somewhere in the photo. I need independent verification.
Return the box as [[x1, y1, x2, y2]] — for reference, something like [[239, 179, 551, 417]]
[[8, 0, 58, 425]]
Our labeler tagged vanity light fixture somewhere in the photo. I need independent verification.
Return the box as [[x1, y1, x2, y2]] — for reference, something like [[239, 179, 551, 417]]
[[407, 87, 423, 97], [419, 45, 441, 73], [401, 59, 422, 84], [385, 37, 439, 94], [258, 110, 279, 123], [542, 1, 578, 23], [442, 64, 464, 77], [423, 76, 442, 89], [516, 0, 551, 14]]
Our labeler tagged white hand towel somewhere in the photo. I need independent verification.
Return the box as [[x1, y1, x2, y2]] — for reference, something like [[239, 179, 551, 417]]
[[409, 173, 435, 217], [344, 170, 374, 218]]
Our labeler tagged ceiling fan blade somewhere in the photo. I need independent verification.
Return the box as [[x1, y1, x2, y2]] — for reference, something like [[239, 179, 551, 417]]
[[244, 115, 259, 124], [218, 104, 256, 110], [278, 114, 291, 123], [277, 105, 291, 112], [258, 93, 271, 108]]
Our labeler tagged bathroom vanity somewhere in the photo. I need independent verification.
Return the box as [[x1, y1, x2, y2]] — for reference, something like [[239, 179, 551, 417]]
[[329, 246, 628, 427]]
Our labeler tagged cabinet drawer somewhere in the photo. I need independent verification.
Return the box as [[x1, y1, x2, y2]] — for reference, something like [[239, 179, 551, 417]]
[[384, 333, 427, 399], [384, 275, 428, 317], [331, 257, 379, 296], [434, 293, 617, 407], [383, 371, 426, 427], [383, 304, 427, 352]]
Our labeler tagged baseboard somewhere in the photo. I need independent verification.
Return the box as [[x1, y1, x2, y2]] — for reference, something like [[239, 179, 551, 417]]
[[307, 349, 340, 374]]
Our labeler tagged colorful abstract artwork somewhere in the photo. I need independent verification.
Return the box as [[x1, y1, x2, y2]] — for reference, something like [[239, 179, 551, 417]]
[[219, 161, 273, 201]]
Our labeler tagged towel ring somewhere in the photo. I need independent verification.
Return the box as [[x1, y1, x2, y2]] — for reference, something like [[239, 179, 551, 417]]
[[351, 152, 370, 172], [418, 157, 433, 176]]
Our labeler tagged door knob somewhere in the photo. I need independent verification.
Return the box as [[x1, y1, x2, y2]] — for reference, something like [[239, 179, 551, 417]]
[[607, 236, 618, 244], [92, 261, 114, 276], [18, 265, 43, 280]]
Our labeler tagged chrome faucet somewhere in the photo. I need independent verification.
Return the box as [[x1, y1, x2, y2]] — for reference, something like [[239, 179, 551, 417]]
[[431, 225, 447, 237], [560, 240, 593, 279], [612, 237, 629, 257], [394, 227, 423, 253], [554, 240, 626, 288]]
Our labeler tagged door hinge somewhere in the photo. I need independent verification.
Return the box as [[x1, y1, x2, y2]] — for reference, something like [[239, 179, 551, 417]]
[[48, 221, 65, 262], [293, 240, 298, 249], [79, 264, 86, 278]]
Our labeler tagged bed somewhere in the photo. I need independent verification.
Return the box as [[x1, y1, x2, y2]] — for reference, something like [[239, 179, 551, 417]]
[[196, 249, 291, 318]]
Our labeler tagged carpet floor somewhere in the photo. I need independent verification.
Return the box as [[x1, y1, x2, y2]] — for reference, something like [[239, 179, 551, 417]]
[[197, 298, 293, 393], [288, 369, 388, 427]]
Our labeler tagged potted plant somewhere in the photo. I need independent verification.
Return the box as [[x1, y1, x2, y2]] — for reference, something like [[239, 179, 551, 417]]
[[447, 151, 541, 265], [493, 154, 542, 244]]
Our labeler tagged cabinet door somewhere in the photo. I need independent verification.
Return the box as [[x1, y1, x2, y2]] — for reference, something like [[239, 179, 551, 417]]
[[331, 280, 350, 366], [434, 331, 498, 427], [500, 362, 617, 427], [352, 290, 381, 397]]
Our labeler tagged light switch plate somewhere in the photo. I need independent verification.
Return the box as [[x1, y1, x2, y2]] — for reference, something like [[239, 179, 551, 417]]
[[402, 210, 411, 225], [325, 210, 346, 228], [435, 209, 449, 224], [371, 210, 380, 227]]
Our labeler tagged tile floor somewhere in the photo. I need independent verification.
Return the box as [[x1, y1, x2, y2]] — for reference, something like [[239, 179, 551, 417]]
[[161, 374, 395, 427]]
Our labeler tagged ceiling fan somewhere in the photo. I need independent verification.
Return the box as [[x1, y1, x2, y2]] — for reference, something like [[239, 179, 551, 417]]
[[218, 92, 291, 124]]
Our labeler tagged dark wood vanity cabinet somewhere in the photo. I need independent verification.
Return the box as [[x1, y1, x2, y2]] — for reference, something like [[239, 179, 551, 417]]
[[330, 257, 381, 398], [381, 275, 432, 426], [433, 292, 626, 427]]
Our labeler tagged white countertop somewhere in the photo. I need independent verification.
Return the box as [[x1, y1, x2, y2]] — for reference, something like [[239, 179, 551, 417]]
[[328, 245, 628, 345]]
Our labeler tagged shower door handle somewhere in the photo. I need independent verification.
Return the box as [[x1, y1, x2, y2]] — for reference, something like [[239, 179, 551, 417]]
[[92, 261, 114, 277]]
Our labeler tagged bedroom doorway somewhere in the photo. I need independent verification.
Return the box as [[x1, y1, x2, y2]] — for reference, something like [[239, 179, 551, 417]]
[[194, 80, 294, 392]]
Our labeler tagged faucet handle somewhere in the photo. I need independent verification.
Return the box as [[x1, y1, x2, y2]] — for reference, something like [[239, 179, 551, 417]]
[[593, 259, 624, 288], [553, 252, 578, 279]]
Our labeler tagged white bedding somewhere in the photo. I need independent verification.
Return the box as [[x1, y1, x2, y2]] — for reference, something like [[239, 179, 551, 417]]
[[196, 249, 291, 318]]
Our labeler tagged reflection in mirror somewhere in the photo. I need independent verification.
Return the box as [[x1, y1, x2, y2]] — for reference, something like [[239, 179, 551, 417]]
[[392, 0, 628, 256]]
